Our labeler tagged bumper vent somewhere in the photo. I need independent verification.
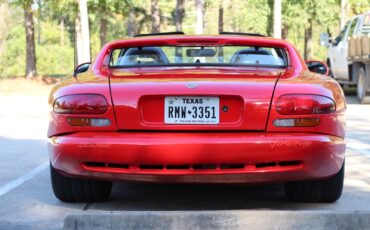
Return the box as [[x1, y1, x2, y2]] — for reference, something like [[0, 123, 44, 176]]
[[84, 161, 302, 171]]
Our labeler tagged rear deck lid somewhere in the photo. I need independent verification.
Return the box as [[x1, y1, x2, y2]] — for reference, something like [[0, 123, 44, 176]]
[[109, 67, 285, 131]]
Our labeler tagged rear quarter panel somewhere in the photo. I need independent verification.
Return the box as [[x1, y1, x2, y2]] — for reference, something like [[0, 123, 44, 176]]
[[47, 71, 117, 137], [267, 71, 346, 138]]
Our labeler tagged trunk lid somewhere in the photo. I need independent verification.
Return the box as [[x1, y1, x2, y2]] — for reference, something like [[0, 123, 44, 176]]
[[109, 67, 284, 131]]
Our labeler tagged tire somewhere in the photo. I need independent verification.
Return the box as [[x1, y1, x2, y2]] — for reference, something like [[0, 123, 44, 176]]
[[284, 161, 344, 203], [50, 163, 112, 202], [327, 60, 334, 78], [356, 67, 370, 104]]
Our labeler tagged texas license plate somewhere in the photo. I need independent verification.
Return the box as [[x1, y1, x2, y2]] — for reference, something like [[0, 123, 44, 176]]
[[164, 96, 219, 124]]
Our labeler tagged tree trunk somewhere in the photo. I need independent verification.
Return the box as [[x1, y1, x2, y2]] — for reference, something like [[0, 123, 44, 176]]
[[151, 0, 160, 33], [282, 22, 288, 40], [175, 0, 184, 32], [75, 13, 82, 67], [218, 2, 223, 34], [37, 0, 42, 45], [127, 7, 135, 37], [174, 0, 184, 63], [218, 2, 224, 62], [100, 17, 107, 48], [60, 17, 65, 46], [340, 0, 347, 29], [23, 1, 37, 78], [76, 0, 90, 65], [304, 18, 313, 60], [99, 0, 107, 48], [195, 0, 204, 34], [273, 0, 281, 38]]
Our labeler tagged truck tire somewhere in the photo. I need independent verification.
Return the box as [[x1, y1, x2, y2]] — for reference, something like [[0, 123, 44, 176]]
[[284, 161, 344, 203], [50, 163, 112, 202], [357, 67, 370, 104], [327, 60, 334, 78]]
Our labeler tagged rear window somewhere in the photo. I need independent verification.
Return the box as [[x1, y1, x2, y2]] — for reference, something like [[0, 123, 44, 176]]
[[109, 46, 288, 68]]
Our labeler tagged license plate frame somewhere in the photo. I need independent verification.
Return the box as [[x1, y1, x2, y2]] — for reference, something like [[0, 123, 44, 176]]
[[164, 96, 220, 124]]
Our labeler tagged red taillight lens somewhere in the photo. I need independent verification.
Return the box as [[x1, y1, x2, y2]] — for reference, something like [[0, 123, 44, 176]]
[[276, 94, 335, 115], [53, 94, 108, 114]]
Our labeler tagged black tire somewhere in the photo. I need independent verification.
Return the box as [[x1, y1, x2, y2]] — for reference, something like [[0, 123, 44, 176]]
[[356, 67, 370, 104], [327, 60, 334, 78], [285, 161, 344, 203], [50, 164, 112, 202]]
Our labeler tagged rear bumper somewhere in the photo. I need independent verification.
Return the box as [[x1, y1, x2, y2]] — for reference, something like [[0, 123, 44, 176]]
[[49, 132, 345, 184]]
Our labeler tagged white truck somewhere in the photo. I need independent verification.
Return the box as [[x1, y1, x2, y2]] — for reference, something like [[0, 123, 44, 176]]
[[321, 11, 370, 103]]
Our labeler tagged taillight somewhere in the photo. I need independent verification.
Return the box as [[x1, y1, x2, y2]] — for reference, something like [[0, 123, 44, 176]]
[[276, 94, 335, 115], [53, 94, 108, 114]]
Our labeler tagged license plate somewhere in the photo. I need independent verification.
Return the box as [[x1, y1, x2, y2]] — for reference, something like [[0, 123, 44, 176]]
[[164, 96, 219, 124]]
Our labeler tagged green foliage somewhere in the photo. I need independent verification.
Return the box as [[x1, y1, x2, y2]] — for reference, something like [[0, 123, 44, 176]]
[[0, 25, 25, 77], [283, 0, 340, 59], [238, 0, 272, 35], [37, 43, 74, 76], [0, 0, 369, 77], [0, 17, 74, 77], [349, 0, 370, 16], [36, 20, 74, 76]]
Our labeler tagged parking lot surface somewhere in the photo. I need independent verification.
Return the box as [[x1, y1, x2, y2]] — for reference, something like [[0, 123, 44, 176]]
[[0, 94, 370, 229]]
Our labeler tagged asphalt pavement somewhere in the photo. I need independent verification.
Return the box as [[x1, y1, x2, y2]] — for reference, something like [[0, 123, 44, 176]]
[[0, 93, 369, 230]]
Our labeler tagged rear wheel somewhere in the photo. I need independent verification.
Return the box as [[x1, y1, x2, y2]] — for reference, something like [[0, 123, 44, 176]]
[[357, 67, 370, 104], [284, 161, 344, 203], [50, 163, 112, 202]]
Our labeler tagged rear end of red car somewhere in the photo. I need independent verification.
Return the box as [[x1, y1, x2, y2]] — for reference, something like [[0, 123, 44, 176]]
[[48, 35, 345, 203]]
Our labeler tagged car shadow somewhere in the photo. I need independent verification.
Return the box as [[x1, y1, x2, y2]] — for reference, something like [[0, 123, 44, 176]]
[[87, 163, 370, 212], [98, 182, 289, 211]]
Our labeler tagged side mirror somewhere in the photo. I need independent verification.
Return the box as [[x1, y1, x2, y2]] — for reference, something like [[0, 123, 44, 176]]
[[305, 60, 329, 76], [320, 32, 330, 47], [73, 62, 91, 77], [328, 37, 335, 44]]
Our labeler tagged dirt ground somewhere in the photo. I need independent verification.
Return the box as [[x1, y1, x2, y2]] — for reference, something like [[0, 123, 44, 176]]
[[0, 78, 56, 96]]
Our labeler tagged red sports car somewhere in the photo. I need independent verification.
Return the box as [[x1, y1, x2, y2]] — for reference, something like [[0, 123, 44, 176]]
[[48, 32, 346, 203]]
